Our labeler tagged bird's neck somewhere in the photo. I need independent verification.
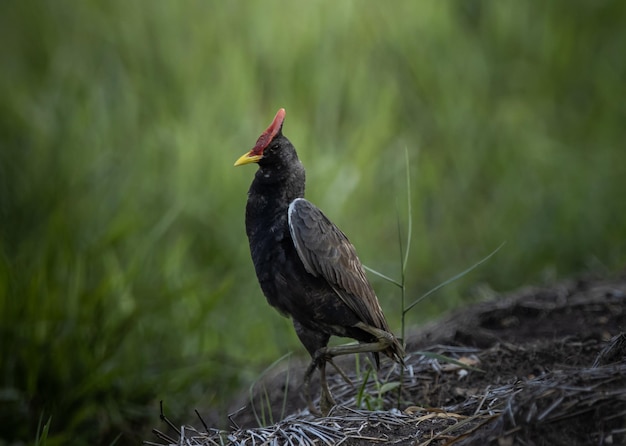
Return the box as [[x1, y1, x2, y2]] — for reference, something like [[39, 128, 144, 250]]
[[245, 163, 306, 239]]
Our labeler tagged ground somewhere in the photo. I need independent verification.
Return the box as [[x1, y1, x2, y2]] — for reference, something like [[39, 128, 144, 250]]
[[149, 276, 626, 445]]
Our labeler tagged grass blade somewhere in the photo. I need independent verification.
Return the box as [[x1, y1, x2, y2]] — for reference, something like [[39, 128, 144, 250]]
[[404, 242, 506, 314]]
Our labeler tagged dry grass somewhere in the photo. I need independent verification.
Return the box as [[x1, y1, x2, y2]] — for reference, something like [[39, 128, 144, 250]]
[[150, 354, 625, 445]]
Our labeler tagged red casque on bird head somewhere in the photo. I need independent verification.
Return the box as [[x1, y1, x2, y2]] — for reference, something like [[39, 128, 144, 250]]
[[234, 108, 286, 166]]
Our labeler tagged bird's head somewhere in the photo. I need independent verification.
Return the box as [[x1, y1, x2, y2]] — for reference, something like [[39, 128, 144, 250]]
[[234, 108, 297, 169]]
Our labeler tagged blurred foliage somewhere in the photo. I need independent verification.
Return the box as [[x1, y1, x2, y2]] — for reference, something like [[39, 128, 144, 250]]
[[1, 1, 625, 444]]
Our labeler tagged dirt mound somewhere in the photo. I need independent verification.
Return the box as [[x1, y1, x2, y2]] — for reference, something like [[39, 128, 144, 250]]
[[149, 276, 626, 445]]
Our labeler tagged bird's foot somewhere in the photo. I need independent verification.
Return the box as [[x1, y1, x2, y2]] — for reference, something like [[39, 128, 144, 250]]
[[319, 383, 336, 416], [303, 359, 321, 415], [318, 354, 336, 416], [354, 322, 398, 347], [303, 348, 340, 416]]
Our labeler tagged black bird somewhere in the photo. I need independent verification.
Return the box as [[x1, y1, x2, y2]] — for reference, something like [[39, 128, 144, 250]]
[[234, 108, 404, 414]]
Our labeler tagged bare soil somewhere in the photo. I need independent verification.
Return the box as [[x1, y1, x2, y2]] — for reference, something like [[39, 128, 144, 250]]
[[150, 276, 626, 445]]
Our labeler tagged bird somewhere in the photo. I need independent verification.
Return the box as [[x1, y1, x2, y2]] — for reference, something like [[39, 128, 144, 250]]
[[234, 108, 404, 414]]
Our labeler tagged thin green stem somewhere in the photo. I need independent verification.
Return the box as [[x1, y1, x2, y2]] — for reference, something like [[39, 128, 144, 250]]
[[398, 147, 412, 409], [400, 146, 412, 348], [402, 147, 412, 277], [404, 242, 506, 314], [362, 265, 402, 288]]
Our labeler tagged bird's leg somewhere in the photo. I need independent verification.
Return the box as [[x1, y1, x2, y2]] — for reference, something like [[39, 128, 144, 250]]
[[303, 323, 402, 416], [322, 323, 398, 360], [303, 359, 320, 415], [318, 359, 336, 415], [354, 322, 400, 345], [303, 348, 338, 416], [327, 358, 353, 386], [319, 324, 404, 388], [303, 353, 351, 416]]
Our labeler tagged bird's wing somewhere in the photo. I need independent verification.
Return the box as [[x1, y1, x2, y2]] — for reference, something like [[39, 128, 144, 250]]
[[288, 198, 388, 329]]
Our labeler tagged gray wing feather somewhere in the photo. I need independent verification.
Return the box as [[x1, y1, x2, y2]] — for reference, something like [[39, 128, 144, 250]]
[[287, 198, 388, 329]]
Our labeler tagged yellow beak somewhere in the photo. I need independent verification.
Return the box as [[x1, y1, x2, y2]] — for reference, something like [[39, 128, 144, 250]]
[[234, 151, 263, 167]]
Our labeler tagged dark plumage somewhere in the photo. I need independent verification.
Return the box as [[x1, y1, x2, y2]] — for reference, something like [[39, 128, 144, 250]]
[[235, 108, 404, 413]]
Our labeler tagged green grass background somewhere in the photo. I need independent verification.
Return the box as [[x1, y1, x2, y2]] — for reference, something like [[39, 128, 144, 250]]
[[1, 1, 624, 444]]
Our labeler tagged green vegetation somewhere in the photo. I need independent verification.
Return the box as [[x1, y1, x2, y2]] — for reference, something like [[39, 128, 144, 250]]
[[1, 1, 624, 444]]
